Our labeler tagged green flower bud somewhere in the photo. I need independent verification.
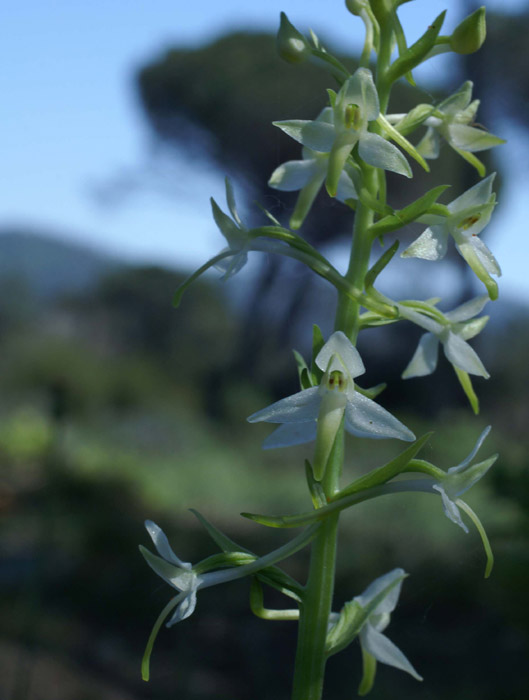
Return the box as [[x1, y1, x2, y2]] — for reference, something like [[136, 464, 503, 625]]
[[450, 7, 486, 55], [345, 0, 369, 15], [277, 12, 309, 64], [395, 103, 435, 134]]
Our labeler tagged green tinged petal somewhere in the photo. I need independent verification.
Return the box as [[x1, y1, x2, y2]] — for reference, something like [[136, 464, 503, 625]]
[[358, 132, 412, 177], [447, 124, 506, 152], [274, 119, 336, 152]]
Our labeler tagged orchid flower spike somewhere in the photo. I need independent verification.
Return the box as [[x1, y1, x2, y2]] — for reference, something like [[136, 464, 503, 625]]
[[399, 295, 489, 380], [248, 331, 415, 450], [269, 108, 358, 230], [273, 68, 411, 200], [416, 81, 505, 172], [352, 569, 422, 693], [401, 174, 501, 299], [433, 426, 498, 535]]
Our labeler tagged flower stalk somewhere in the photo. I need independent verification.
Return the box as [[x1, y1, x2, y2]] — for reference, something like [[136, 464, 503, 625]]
[[140, 3, 504, 698]]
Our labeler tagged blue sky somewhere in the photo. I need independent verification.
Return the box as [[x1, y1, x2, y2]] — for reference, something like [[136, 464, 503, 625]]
[[1, 0, 528, 300]]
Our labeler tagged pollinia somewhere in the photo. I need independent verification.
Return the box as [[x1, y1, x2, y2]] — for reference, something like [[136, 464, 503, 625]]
[[140, 2, 503, 697]]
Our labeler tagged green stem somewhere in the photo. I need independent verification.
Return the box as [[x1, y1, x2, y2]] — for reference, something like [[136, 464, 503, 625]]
[[291, 431, 343, 700], [334, 168, 377, 341], [291, 514, 339, 700], [291, 15, 396, 700]]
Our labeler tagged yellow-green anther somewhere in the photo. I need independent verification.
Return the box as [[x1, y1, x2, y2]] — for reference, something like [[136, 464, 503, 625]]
[[277, 12, 310, 64], [450, 7, 486, 55], [458, 214, 481, 230], [326, 370, 347, 392], [345, 104, 362, 130]]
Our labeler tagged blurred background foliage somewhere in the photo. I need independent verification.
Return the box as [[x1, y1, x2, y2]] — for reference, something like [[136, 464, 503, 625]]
[[2, 4, 529, 699]]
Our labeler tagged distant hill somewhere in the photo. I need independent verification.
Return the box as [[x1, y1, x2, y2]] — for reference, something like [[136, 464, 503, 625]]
[[0, 229, 122, 300]]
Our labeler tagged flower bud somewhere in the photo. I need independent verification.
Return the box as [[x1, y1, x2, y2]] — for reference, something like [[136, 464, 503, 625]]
[[396, 103, 435, 134], [277, 12, 310, 64], [450, 7, 486, 55], [345, 0, 369, 15]]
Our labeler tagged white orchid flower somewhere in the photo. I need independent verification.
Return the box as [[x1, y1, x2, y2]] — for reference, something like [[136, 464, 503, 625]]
[[140, 520, 201, 627], [248, 331, 415, 450], [433, 426, 498, 534], [211, 179, 285, 279], [353, 569, 422, 685], [269, 107, 358, 230], [401, 174, 501, 299], [416, 81, 505, 167], [399, 295, 489, 379], [140, 520, 319, 680], [273, 68, 411, 199]]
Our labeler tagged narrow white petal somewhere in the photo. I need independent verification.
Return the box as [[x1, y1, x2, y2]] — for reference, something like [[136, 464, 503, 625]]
[[448, 174, 495, 213], [445, 455, 498, 500], [361, 625, 423, 680], [416, 127, 441, 159], [315, 106, 334, 124], [442, 330, 489, 378], [166, 589, 198, 626], [145, 521, 192, 569], [274, 120, 336, 152], [211, 198, 241, 244], [354, 568, 405, 613], [225, 178, 243, 227], [402, 333, 439, 378], [315, 331, 365, 378], [433, 484, 468, 532], [345, 392, 415, 441], [262, 421, 318, 449], [401, 225, 448, 261], [445, 295, 489, 323], [214, 249, 248, 279], [140, 546, 196, 591], [247, 387, 321, 424], [358, 132, 412, 177], [449, 426, 491, 473], [268, 159, 320, 191]]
